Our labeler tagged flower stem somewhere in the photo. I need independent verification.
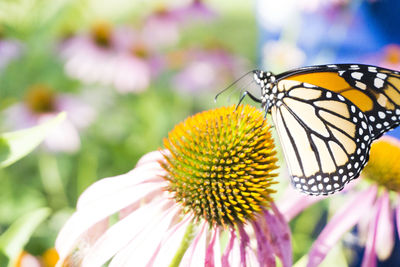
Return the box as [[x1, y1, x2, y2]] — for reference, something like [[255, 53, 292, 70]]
[[38, 154, 68, 209], [169, 221, 196, 267]]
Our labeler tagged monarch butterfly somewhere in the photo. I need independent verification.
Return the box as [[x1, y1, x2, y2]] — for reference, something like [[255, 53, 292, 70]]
[[225, 64, 400, 195]]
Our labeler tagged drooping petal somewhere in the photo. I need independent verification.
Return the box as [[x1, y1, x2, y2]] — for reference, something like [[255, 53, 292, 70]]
[[107, 205, 179, 267], [76, 158, 165, 210], [55, 181, 164, 258], [252, 220, 276, 267], [361, 195, 382, 267], [265, 203, 292, 267], [149, 214, 194, 266], [374, 191, 394, 260], [180, 222, 208, 266], [397, 195, 400, 241], [56, 217, 109, 266], [81, 199, 173, 266], [277, 186, 326, 221], [205, 227, 222, 267], [307, 186, 377, 267], [221, 229, 240, 267]]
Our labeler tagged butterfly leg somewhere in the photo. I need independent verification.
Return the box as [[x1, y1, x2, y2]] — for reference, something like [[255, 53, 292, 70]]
[[235, 91, 262, 110]]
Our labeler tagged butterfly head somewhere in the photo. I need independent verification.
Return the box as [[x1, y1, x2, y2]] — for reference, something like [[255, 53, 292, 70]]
[[253, 70, 277, 113]]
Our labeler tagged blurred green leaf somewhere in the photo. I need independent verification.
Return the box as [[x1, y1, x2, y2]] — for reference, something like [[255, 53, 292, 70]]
[[0, 112, 66, 168], [0, 207, 50, 267]]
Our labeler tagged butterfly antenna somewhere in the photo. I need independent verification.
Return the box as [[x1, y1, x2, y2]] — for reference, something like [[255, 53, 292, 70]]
[[214, 70, 255, 102]]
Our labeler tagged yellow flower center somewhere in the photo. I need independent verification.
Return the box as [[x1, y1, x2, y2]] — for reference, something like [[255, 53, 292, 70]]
[[91, 21, 112, 47], [161, 105, 279, 227], [362, 137, 400, 192], [25, 84, 56, 114]]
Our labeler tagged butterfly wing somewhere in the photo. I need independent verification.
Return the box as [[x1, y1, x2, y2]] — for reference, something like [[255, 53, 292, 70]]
[[271, 80, 373, 195], [281, 64, 400, 140]]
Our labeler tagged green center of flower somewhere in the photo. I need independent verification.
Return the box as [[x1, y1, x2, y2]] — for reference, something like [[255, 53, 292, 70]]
[[91, 21, 112, 47], [25, 84, 56, 114], [161, 105, 279, 227], [363, 137, 400, 192]]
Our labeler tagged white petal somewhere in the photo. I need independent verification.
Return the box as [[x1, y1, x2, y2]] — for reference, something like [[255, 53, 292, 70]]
[[83, 201, 176, 267], [375, 192, 394, 260], [180, 222, 207, 266]]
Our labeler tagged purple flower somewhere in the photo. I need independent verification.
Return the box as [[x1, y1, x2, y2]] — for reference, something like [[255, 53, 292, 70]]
[[0, 38, 22, 71], [172, 47, 248, 93], [55, 106, 292, 267], [308, 136, 400, 267], [4, 84, 95, 153], [172, 0, 217, 25], [61, 22, 161, 93]]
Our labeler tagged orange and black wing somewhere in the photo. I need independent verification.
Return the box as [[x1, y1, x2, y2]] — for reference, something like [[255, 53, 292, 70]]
[[271, 79, 373, 195], [279, 64, 400, 140]]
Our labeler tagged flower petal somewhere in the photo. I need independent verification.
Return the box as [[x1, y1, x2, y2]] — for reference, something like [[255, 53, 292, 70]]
[[222, 229, 239, 267], [361, 195, 382, 267], [307, 186, 377, 267], [76, 159, 165, 210], [374, 191, 394, 260], [205, 227, 222, 267], [81, 199, 173, 266], [252, 221, 276, 267], [277, 186, 325, 221], [265, 203, 292, 267], [107, 205, 179, 267], [150, 214, 193, 266], [55, 182, 163, 258], [180, 222, 207, 266]]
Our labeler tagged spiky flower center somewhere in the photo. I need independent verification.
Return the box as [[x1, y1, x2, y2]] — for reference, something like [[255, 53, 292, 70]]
[[363, 137, 400, 192], [162, 105, 278, 227], [25, 84, 56, 114], [91, 21, 112, 47]]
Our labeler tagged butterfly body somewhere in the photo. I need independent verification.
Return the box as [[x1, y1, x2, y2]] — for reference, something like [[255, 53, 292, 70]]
[[250, 64, 400, 195]]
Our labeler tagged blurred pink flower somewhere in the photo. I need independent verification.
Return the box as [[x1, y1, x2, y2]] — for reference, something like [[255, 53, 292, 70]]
[[172, 47, 248, 93], [307, 136, 400, 267], [0, 39, 22, 70], [5, 84, 95, 153], [61, 22, 161, 93], [172, 0, 217, 25], [56, 151, 291, 267], [141, 7, 181, 49]]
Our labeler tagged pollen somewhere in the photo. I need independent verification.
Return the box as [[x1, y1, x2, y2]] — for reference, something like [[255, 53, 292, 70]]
[[161, 105, 279, 227], [362, 136, 400, 192], [25, 84, 56, 114]]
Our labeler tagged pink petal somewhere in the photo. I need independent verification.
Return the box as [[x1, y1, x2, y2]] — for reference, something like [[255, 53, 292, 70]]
[[135, 150, 166, 167], [307, 186, 377, 267], [397, 195, 400, 241], [361, 195, 382, 267], [55, 182, 164, 258], [205, 227, 222, 267], [107, 205, 179, 267], [265, 203, 292, 267], [76, 160, 165, 210], [150, 214, 193, 266], [374, 191, 394, 260], [180, 222, 208, 266], [221, 229, 238, 267], [57, 217, 109, 265], [277, 186, 326, 221], [81, 199, 173, 266], [252, 220, 276, 266]]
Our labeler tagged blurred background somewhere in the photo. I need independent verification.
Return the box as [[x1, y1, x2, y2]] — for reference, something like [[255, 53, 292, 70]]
[[1, 0, 400, 266]]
